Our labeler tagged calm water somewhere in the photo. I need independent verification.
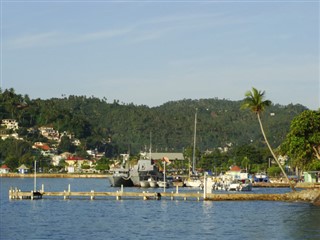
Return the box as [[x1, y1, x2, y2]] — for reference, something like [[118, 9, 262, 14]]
[[1, 178, 320, 240]]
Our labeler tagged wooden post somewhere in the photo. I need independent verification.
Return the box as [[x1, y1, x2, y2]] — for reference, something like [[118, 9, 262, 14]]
[[90, 190, 94, 200], [171, 191, 174, 200], [41, 184, 44, 193], [9, 187, 12, 200], [176, 185, 179, 193], [116, 190, 121, 200], [143, 191, 147, 200], [203, 173, 207, 200]]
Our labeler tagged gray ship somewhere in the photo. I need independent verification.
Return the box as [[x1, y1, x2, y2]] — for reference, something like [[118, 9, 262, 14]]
[[108, 158, 163, 187]]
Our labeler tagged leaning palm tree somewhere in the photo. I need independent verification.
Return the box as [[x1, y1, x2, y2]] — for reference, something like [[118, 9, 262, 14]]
[[241, 87, 295, 191]]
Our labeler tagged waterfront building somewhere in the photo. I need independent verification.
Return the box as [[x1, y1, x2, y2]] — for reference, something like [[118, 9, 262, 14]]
[[17, 164, 29, 174], [0, 164, 10, 174]]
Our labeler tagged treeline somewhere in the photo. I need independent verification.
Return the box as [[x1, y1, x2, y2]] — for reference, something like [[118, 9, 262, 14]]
[[0, 88, 309, 174], [0, 88, 308, 153]]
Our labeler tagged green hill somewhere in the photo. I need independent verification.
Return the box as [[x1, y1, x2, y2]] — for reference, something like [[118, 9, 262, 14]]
[[0, 88, 307, 155]]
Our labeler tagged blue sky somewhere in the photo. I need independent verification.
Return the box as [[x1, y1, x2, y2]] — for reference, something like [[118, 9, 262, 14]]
[[1, 1, 319, 110]]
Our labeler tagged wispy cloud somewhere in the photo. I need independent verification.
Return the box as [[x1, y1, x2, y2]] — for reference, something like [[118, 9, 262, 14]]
[[6, 27, 134, 49], [6, 12, 244, 49], [7, 31, 60, 49]]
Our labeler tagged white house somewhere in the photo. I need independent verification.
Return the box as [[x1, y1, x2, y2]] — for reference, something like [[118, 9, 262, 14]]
[[17, 164, 29, 174], [1, 119, 19, 130]]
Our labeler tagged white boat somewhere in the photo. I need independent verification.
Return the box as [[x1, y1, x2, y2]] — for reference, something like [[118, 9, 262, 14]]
[[227, 180, 241, 191], [140, 180, 150, 188], [254, 172, 269, 182], [227, 179, 252, 191], [184, 176, 202, 188], [157, 181, 169, 188], [185, 109, 202, 188], [148, 177, 158, 188]]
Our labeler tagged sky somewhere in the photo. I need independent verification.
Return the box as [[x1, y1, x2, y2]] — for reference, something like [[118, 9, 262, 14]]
[[1, 0, 319, 110]]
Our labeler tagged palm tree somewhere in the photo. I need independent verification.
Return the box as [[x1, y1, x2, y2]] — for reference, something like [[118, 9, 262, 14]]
[[241, 87, 295, 191]]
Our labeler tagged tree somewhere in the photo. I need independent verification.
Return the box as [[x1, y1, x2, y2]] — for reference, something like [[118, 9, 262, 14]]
[[241, 87, 295, 191], [281, 110, 320, 171]]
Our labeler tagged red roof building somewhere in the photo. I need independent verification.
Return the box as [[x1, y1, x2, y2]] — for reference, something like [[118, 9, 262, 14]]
[[0, 164, 10, 173]]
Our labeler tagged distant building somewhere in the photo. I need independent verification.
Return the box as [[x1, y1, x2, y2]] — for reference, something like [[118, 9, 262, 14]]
[[17, 164, 29, 174], [39, 126, 60, 141], [1, 119, 19, 130], [65, 156, 93, 173], [0, 164, 10, 174]]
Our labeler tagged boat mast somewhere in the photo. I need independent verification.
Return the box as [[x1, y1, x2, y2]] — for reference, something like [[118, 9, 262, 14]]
[[149, 131, 152, 160], [192, 108, 197, 174]]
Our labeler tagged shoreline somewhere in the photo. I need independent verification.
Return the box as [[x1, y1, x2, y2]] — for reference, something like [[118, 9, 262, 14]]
[[0, 173, 109, 178], [2, 173, 319, 189]]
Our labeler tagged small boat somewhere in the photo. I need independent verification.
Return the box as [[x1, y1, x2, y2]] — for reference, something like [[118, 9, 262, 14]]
[[240, 179, 253, 191], [227, 179, 252, 191], [254, 172, 269, 182], [140, 180, 150, 188], [227, 180, 241, 191], [148, 177, 158, 188], [172, 176, 184, 187], [157, 180, 169, 188], [184, 175, 202, 188]]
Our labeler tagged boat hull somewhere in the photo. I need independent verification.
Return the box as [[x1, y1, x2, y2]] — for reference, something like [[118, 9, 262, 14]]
[[184, 179, 202, 188], [140, 181, 150, 188], [108, 176, 134, 187]]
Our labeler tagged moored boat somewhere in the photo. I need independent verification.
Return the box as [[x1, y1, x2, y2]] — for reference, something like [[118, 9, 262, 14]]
[[184, 176, 202, 188], [140, 180, 150, 188], [148, 177, 158, 188], [108, 168, 133, 187], [129, 159, 163, 187], [254, 172, 269, 182], [172, 176, 184, 187]]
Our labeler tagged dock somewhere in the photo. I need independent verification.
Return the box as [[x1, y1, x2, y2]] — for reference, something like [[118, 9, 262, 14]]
[[8, 185, 320, 206]]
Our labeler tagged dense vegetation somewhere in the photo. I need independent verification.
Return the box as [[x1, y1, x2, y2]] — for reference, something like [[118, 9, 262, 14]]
[[0, 88, 310, 174]]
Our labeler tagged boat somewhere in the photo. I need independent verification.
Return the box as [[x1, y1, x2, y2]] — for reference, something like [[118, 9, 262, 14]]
[[227, 179, 252, 191], [129, 158, 163, 187], [172, 176, 184, 187], [139, 180, 150, 188], [184, 175, 202, 187], [184, 109, 202, 188], [254, 172, 269, 182], [157, 180, 169, 188], [108, 168, 133, 187], [240, 179, 253, 191], [148, 177, 158, 188]]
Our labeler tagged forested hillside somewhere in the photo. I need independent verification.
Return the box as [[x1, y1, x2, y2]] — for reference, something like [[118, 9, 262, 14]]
[[0, 88, 307, 155]]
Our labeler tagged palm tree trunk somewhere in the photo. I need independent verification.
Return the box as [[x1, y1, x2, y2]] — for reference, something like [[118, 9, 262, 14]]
[[257, 113, 296, 191]]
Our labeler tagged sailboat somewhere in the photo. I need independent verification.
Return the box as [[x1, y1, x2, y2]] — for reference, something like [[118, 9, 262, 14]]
[[184, 109, 202, 188]]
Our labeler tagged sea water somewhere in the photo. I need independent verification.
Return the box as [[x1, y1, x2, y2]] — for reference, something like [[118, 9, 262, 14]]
[[1, 178, 320, 240]]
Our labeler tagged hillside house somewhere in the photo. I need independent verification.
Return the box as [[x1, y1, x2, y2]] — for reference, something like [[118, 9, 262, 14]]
[[1, 119, 19, 130], [0, 164, 10, 173], [39, 126, 60, 141], [65, 156, 94, 173]]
